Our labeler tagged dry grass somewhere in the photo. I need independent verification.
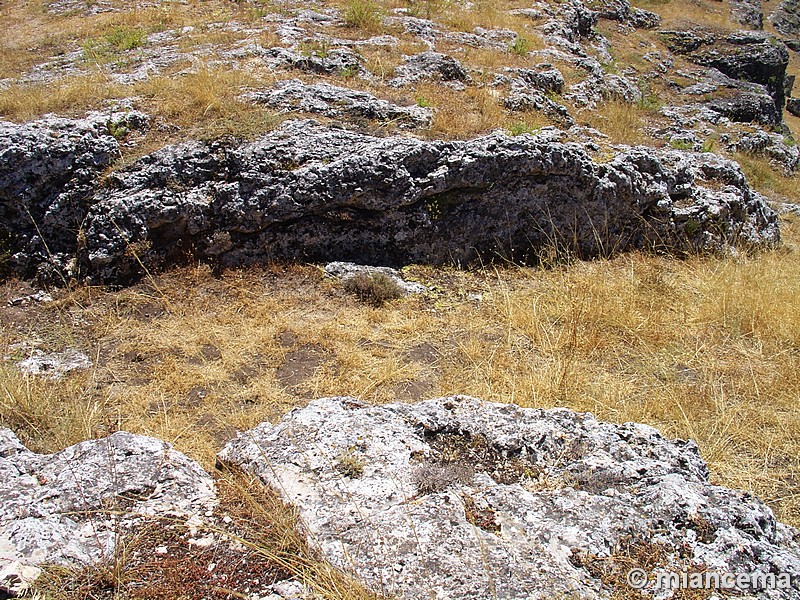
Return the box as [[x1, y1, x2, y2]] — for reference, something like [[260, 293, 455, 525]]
[[632, 0, 736, 30], [580, 99, 651, 145], [733, 152, 800, 197], [3, 218, 800, 534], [34, 468, 384, 600], [0, 72, 124, 121]]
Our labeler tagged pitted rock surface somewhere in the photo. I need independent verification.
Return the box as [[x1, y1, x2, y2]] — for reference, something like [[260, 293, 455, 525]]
[[661, 29, 790, 115], [0, 429, 216, 595], [243, 79, 432, 127], [218, 396, 800, 599], [0, 118, 780, 285], [388, 51, 470, 87]]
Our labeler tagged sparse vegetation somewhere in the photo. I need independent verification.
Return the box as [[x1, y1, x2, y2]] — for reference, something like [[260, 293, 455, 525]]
[[343, 0, 384, 31], [508, 36, 531, 56], [342, 272, 405, 306]]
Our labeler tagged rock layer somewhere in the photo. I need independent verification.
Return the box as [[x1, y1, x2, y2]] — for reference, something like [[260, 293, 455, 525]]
[[218, 396, 800, 599], [1, 117, 780, 286]]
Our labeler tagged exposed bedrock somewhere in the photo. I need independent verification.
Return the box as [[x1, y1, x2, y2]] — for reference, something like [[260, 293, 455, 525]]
[[1, 118, 780, 286], [218, 396, 800, 599], [661, 29, 790, 120]]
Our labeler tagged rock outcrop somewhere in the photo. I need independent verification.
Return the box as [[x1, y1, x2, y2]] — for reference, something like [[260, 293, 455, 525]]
[[0, 430, 216, 596], [243, 80, 433, 127], [661, 29, 790, 119], [0, 117, 780, 286], [218, 396, 800, 599]]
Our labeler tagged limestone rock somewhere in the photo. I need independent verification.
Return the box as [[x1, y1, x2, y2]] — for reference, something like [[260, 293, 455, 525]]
[[0, 429, 216, 596], [0, 118, 780, 285], [388, 52, 470, 87], [661, 29, 789, 116], [262, 46, 364, 76], [788, 97, 800, 117], [324, 261, 427, 294], [730, 0, 764, 29], [218, 396, 800, 599], [770, 0, 800, 36], [0, 115, 118, 281], [243, 80, 432, 127]]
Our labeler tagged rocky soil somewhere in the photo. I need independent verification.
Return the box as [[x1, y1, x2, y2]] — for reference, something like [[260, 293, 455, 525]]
[[2, 0, 800, 596]]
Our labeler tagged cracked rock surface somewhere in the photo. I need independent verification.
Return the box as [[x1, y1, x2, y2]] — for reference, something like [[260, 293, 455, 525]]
[[1, 118, 779, 286], [0, 430, 216, 596], [218, 396, 800, 599]]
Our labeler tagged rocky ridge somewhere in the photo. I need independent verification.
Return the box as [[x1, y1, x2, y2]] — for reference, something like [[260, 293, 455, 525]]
[[1, 115, 780, 286]]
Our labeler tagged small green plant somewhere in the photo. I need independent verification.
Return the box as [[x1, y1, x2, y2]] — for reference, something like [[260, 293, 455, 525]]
[[416, 96, 432, 108], [669, 139, 694, 151], [508, 122, 539, 136], [342, 272, 404, 306], [340, 65, 359, 79], [335, 448, 365, 478], [636, 82, 662, 111], [684, 219, 701, 237], [104, 26, 147, 51], [343, 0, 383, 30], [701, 138, 716, 153], [300, 40, 330, 58], [106, 120, 129, 140], [508, 36, 530, 56]]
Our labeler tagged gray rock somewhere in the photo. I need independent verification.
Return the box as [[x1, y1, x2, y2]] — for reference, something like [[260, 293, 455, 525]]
[[324, 261, 427, 294], [218, 396, 800, 599], [707, 91, 780, 124], [770, 0, 800, 36], [731, 130, 800, 173], [503, 90, 575, 127], [0, 110, 148, 282], [0, 429, 216, 596], [592, 0, 661, 28], [730, 0, 764, 29], [661, 29, 789, 116], [788, 97, 800, 117], [1, 118, 780, 285], [263, 46, 364, 76], [16, 349, 91, 378], [388, 52, 469, 87], [505, 64, 565, 95], [243, 80, 432, 128]]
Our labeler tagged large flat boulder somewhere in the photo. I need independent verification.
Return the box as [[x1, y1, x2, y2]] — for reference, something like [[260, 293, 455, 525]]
[[218, 396, 800, 599]]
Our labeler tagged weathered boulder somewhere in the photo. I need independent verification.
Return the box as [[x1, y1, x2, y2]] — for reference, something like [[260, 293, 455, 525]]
[[262, 46, 364, 77], [324, 261, 427, 294], [770, 0, 800, 36], [388, 52, 470, 87], [730, 0, 764, 29], [788, 97, 800, 117], [0, 115, 119, 281], [0, 429, 216, 596], [591, 0, 661, 29], [243, 80, 432, 128], [707, 90, 779, 124], [661, 30, 789, 117], [0, 118, 780, 285], [218, 396, 800, 599]]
